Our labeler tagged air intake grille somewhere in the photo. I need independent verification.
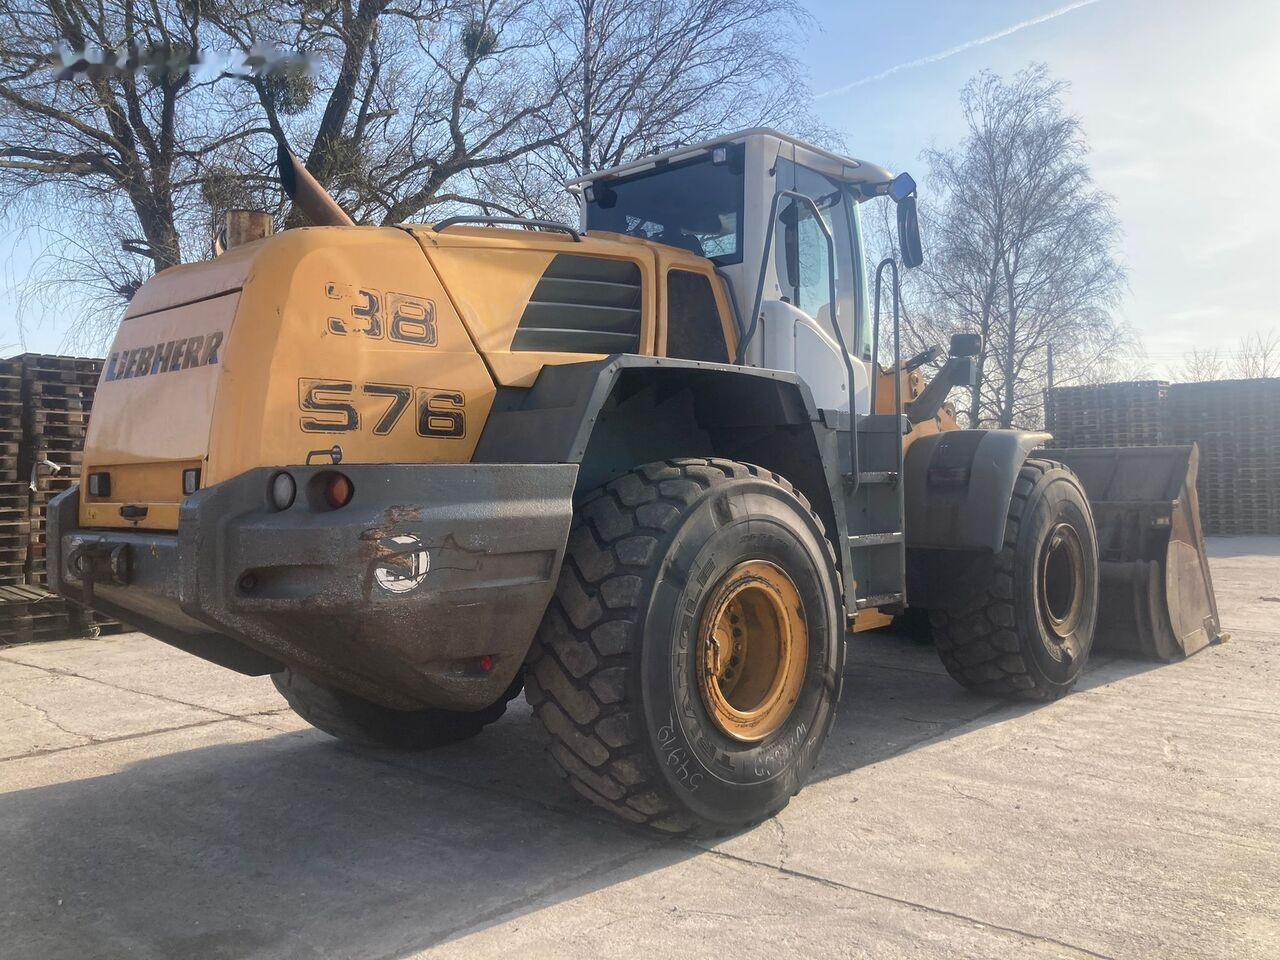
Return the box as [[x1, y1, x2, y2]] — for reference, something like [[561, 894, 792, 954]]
[[511, 254, 642, 353]]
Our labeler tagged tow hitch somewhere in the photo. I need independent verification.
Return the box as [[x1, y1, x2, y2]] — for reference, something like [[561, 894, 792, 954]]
[[66, 540, 131, 608]]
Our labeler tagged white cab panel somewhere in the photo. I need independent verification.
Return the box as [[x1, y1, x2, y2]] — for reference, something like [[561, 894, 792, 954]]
[[758, 300, 870, 414]]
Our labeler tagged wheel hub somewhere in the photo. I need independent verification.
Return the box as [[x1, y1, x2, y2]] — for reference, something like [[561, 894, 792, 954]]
[[696, 561, 808, 742], [1039, 522, 1086, 642]]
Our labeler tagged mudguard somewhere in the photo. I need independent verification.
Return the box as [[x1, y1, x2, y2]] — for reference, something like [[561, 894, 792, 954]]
[[475, 355, 853, 594], [903, 429, 1052, 553]]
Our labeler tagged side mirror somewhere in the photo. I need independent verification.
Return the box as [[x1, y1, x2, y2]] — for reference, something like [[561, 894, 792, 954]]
[[949, 333, 982, 358], [897, 195, 923, 268], [888, 172, 916, 203]]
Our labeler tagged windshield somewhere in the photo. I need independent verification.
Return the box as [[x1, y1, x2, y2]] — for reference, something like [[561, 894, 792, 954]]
[[584, 150, 744, 264]]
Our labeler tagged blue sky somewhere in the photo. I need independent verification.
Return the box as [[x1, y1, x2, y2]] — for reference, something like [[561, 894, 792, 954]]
[[3, 0, 1278, 371], [803, 0, 1280, 373]]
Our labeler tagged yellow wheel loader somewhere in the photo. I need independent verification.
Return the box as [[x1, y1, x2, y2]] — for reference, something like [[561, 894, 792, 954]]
[[48, 130, 1224, 834]]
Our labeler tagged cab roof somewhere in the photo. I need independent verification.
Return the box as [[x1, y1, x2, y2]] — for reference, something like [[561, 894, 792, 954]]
[[566, 128, 895, 192]]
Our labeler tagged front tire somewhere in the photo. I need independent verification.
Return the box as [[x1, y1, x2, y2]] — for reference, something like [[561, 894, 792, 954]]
[[525, 459, 844, 835], [930, 458, 1099, 700], [272, 669, 519, 750]]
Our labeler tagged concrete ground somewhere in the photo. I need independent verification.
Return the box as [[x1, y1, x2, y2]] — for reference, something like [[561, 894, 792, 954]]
[[2, 538, 1278, 960]]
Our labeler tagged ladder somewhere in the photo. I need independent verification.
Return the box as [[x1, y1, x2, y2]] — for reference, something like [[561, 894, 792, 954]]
[[842, 259, 908, 612]]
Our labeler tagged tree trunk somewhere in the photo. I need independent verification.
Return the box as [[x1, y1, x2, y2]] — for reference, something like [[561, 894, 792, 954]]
[[580, 0, 595, 175], [309, 0, 383, 184], [969, 349, 985, 428]]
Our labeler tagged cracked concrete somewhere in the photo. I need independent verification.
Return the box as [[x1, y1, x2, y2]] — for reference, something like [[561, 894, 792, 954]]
[[1, 537, 1277, 959]]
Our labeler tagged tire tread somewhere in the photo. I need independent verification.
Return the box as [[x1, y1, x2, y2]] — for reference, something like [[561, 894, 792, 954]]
[[929, 458, 1087, 701], [526, 458, 838, 835]]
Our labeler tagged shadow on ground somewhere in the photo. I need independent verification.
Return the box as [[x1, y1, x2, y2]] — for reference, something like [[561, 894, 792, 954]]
[[1, 630, 1158, 960]]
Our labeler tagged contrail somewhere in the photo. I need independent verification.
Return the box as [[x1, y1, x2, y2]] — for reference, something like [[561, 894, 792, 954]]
[[816, 0, 1105, 98]]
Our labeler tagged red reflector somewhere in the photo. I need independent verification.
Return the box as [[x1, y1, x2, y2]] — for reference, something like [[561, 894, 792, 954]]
[[324, 473, 353, 509], [478, 654, 495, 673]]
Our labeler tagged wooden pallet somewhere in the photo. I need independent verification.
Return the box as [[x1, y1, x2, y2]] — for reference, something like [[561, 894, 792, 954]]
[[68, 602, 129, 638], [1046, 377, 1279, 536], [0, 585, 70, 644]]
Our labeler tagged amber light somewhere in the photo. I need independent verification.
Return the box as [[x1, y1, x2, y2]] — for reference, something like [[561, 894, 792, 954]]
[[324, 473, 353, 509]]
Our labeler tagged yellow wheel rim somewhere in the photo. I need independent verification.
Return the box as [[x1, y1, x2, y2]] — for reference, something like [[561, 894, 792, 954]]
[[696, 560, 809, 743]]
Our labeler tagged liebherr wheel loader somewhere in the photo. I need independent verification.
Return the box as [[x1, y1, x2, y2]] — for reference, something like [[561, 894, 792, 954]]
[[49, 130, 1224, 834]]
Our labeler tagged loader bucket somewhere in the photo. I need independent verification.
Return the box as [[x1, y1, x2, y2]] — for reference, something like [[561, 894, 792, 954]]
[[1049, 445, 1226, 661]]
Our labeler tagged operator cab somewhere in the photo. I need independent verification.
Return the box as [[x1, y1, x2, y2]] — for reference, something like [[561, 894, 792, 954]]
[[569, 129, 901, 415]]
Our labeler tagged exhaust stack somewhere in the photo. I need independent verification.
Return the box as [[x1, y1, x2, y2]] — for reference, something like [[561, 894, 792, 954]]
[[276, 139, 355, 227]]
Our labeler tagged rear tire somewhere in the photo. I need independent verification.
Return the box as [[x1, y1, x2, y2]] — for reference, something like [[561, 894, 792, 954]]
[[272, 669, 519, 750], [930, 458, 1099, 700], [525, 458, 844, 836]]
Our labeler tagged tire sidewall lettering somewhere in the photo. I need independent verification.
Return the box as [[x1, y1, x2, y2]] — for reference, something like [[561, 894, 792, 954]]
[[641, 481, 840, 822]]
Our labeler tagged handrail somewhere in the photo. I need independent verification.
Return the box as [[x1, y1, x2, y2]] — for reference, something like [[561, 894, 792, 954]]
[[432, 216, 582, 241], [873, 256, 907, 606]]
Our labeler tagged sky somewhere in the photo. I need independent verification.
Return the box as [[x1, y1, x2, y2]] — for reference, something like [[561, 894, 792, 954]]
[[802, 0, 1280, 375], [2, 0, 1278, 373]]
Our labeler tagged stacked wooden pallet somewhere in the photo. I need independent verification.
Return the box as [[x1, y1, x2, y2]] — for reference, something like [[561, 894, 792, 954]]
[[1045, 377, 1280, 536], [1164, 379, 1280, 536], [0, 353, 129, 644], [1044, 381, 1169, 448], [18, 354, 101, 589], [0, 359, 27, 587], [0, 584, 70, 644]]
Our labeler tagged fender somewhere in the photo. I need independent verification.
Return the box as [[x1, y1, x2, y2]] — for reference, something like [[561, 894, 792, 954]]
[[904, 429, 1052, 552], [474, 355, 851, 588]]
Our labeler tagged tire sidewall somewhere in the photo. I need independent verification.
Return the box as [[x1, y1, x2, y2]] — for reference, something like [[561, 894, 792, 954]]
[[1014, 468, 1100, 693], [637, 477, 842, 828]]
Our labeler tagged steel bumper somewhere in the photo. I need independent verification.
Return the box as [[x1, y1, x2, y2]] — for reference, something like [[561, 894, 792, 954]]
[[49, 463, 578, 710]]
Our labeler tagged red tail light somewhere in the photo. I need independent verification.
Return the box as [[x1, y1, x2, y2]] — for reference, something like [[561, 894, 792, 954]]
[[324, 472, 353, 509]]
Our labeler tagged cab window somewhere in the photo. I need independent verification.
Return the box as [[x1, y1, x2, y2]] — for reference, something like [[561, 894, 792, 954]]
[[584, 149, 745, 265], [774, 158, 863, 354], [665, 270, 729, 363]]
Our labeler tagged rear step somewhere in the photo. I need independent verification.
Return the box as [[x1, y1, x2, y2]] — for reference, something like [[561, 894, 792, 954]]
[[857, 592, 904, 610], [855, 471, 898, 485], [848, 532, 904, 547]]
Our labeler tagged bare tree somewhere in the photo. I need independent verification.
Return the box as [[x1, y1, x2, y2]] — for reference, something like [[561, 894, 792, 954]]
[[558, 0, 818, 173], [1232, 329, 1280, 379], [1177, 346, 1225, 382], [0, 0, 268, 297], [2, 0, 824, 348], [913, 65, 1128, 428], [490, 0, 827, 218]]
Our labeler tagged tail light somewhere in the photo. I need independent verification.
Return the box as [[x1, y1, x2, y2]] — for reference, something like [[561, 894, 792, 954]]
[[324, 472, 353, 509], [270, 472, 296, 510]]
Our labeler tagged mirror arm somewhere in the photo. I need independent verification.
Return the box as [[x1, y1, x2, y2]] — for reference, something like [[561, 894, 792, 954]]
[[905, 355, 977, 424]]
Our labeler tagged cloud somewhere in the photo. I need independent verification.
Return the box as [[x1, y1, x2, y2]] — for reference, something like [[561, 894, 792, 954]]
[[816, 0, 1106, 98]]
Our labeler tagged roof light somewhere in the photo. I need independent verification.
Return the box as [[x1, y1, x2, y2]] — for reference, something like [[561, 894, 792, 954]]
[[712, 145, 728, 165]]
